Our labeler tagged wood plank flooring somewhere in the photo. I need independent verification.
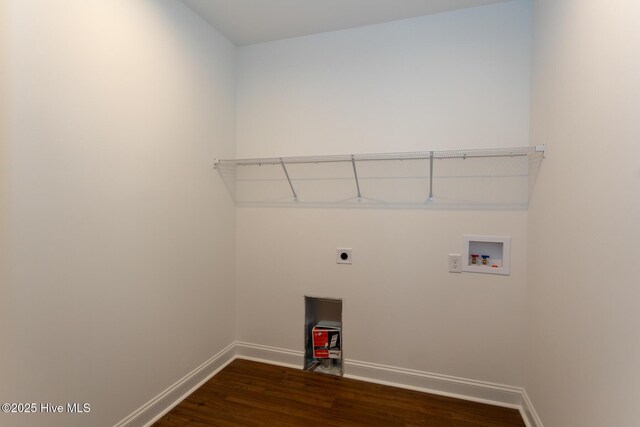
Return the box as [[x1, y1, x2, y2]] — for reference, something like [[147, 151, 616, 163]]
[[154, 359, 525, 427]]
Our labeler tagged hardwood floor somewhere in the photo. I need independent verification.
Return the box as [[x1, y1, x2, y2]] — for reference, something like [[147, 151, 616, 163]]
[[154, 359, 525, 426]]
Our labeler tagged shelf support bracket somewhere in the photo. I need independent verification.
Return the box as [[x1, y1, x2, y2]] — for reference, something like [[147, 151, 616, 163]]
[[351, 155, 362, 201], [428, 151, 434, 201], [280, 158, 298, 201]]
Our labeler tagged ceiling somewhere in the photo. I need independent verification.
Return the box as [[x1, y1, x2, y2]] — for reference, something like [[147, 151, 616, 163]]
[[181, 0, 512, 46]]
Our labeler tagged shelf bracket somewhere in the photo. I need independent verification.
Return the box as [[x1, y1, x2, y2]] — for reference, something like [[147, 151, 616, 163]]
[[280, 158, 298, 201], [351, 155, 362, 201], [535, 144, 546, 158], [428, 151, 434, 202]]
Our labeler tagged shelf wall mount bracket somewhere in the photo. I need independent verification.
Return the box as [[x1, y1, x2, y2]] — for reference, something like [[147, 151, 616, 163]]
[[280, 158, 298, 201], [351, 155, 362, 201], [428, 151, 434, 202]]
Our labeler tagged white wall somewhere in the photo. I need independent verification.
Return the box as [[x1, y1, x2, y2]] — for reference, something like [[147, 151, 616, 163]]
[[236, 1, 532, 386], [2, 1, 236, 426], [527, 1, 640, 426], [237, 1, 532, 157], [0, 0, 10, 403]]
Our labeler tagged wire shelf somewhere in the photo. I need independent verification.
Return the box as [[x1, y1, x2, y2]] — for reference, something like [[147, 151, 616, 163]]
[[214, 145, 545, 209]]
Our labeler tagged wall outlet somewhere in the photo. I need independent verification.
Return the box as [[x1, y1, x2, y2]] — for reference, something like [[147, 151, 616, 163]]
[[448, 254, 462, 273], [336, 248, 352, 264]]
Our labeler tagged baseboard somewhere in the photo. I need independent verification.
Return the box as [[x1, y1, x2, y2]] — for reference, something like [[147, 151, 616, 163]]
[[113, 342, 236, 427], [234, 342, 529, 414], [235, 341, 304, 369], [116, 341, 543, 427], [345, 357, 522, 408], [521, 388, 544, 427]]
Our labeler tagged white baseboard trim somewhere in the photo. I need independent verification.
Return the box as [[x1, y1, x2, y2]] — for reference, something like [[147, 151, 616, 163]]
[[234, 342, 542, 426], [113, 342, 236, 427], [521, 388, 544, 427], [116, 341, 542, 427], [345, 357, 522, 409], [235, 341, 304, 369]]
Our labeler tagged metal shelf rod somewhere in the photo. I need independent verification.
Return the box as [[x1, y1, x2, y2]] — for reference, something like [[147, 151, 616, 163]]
[[280, 158, 298, 201], [217, 147, 542, 167], [351, 155, 362, 201], [428, 151, 434, 201]]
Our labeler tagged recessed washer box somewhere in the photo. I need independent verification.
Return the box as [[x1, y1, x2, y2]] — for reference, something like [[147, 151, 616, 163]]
[[463, 235, 511, 275]]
